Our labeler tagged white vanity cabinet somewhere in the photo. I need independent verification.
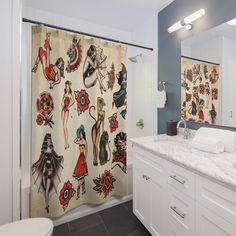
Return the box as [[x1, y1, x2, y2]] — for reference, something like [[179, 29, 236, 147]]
[[196, 205, 236, 236], [166, 162, 196, 236], [133, 148, 167, 236], [132, 145, 236, 236], [196, 176, 236, 236]]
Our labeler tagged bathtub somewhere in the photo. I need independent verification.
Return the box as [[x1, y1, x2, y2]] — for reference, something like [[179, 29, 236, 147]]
[[21, 162, 133, 226]]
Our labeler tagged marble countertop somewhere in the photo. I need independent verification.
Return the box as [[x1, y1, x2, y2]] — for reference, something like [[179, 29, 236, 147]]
[[130, 134, 236, 190]]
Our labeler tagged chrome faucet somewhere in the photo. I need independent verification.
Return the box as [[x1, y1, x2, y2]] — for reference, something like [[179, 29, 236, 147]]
[[177, 118, 190, 139]]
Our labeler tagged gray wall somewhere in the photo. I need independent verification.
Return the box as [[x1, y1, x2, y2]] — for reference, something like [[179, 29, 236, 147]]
[[158, 0, 236, 133]]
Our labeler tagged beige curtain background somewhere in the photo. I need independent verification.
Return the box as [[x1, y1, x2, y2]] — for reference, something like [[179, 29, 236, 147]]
[[31, 26, 127, 218]]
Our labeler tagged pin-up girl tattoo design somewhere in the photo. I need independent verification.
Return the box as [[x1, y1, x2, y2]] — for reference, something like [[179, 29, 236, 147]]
[[89, 97, 106, 166], [32, 32, 65, 89], [205, 82, 211, 109], [83, 45, 107, 94], [113, 63, 127, 119], [61, 80, 75, 149], [32, 133, 64, 214], [73, 125, 88, 199], [111, 132, 127, 173]]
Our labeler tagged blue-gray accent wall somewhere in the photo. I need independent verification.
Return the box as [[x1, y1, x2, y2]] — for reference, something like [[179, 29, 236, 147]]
[[158, 0, 236, 134]]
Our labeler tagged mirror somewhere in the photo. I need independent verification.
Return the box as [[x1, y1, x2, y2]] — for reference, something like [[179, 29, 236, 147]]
[[181, 19, 236, 128]]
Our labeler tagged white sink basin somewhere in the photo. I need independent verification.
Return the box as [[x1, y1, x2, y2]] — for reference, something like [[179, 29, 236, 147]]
[[233, 162, 236, 169], [152, 138, 188, 146], [153, 139, 183, 144], [149, 138, 191, 155]]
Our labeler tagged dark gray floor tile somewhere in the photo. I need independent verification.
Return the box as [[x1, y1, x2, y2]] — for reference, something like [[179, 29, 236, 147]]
[[69, 213, 102, 235], [126, 227, 152, 236], [53, 223, 70, 236], [72, 223, 109, 236], [123, 200, 133, 214], [99, 204, 142, 236]]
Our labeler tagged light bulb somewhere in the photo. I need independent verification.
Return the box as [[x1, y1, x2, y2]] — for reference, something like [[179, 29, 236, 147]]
[[184, 9, 205, 25], [168, 21, 183, 33], [185, 24, 193, 30], [227, 18, 236, 25]]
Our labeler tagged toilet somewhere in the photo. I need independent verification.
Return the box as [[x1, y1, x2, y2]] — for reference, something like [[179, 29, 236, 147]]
[[0, 218, 53, 236]]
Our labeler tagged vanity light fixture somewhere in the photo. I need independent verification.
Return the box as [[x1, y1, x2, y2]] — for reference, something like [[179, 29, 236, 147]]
[[168, 21, 183, 34], [227, 18, 236, 25], [185, 24, 193, 30], [168, 9, 205, 33]]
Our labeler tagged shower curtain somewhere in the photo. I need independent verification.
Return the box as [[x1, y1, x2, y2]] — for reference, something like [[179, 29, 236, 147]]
[[30, 26, 127, 217]]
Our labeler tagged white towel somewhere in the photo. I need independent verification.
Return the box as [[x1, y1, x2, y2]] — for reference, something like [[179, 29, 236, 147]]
[[191, 135, 224, 154], [157, 90, 167, 108], [195, 127, 236, 153]]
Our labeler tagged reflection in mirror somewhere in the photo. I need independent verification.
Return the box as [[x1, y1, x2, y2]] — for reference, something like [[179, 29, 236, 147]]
[[181, 18, 236, 128]]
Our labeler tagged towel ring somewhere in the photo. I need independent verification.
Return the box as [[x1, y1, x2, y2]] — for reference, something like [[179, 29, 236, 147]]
[[159, 81, 167, 91]]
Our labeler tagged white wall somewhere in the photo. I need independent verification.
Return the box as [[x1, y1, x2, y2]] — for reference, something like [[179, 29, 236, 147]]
[[182, 37, 222, 64], [23, 7, 131, 42], [221, 37, 236, 126], [126, 13, 158, 164], [189, 37, 222, 64], [0, 0, 22, 225], [0, 0, 13, 225], [181, 45, 191, 57], [128, 12, 158, 139], [0, 0, 21, 225]]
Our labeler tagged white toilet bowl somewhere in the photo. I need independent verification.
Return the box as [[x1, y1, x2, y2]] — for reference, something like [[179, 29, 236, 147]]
[[0, 218, 53, 236]]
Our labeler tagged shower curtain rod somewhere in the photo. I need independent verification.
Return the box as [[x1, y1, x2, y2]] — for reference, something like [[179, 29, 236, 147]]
[[22, 18, 154, 51]]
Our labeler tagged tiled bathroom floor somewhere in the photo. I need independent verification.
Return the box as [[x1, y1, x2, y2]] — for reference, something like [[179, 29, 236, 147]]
[[52, 201, 151, 236]]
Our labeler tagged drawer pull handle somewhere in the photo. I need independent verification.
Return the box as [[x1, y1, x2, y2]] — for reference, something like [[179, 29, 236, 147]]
[[170, 175, 186, 185], [170, 206, 186, 219]]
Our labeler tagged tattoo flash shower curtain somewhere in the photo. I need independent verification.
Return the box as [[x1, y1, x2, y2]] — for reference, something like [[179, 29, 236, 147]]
[[31, 26, 127, 217]]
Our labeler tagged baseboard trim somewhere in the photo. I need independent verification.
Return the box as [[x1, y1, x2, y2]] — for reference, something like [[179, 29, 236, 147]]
[[53, 194, 133, 226]]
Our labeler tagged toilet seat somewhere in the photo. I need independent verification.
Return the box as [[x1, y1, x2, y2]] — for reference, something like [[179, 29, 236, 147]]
[[0, 218, 53, 236]]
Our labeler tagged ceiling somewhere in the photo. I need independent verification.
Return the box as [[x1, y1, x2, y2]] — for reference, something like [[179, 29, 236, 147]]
[[23, 0, 174, 31]]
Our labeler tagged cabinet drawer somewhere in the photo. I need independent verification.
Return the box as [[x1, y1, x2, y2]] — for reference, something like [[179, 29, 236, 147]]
[[167, 186, 195, 236], [196, 175, 236, 227], [133, 152, 166, 185], [167, 218, 192, 236], [167, 161, 195, 199], [132, 145, 166, 167], [133, 152, 153, 175], [196, 204, 236, 236]]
